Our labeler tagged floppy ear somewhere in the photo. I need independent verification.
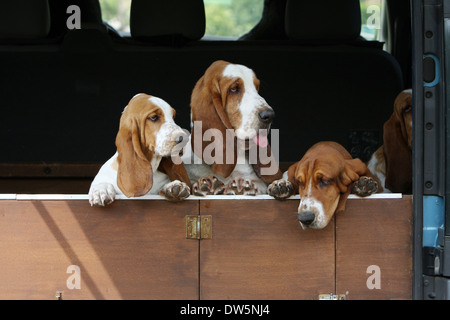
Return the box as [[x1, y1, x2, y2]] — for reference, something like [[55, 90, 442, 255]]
[[341, 158, 369, 184], [190, 72, 237, 178], [286, 161, 301, 193], [250, 143, 283, 183], [158, 157, 191, 187], [383, 115, 412, 193], [115, 118, 153, 198], [336, 158, 368, 213]]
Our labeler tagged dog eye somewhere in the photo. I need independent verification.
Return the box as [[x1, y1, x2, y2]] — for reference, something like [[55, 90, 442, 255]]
[[148, 115, 159, 122], [229, 86, 240, 94], [403, 105, 412, 113], [319, 178, 331, 187]]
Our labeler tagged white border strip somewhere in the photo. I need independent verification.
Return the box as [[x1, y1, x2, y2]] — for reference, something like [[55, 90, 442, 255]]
[[16, 194, 90, 201], [8, 193, 404, 201], [0, 194, 16, 200]]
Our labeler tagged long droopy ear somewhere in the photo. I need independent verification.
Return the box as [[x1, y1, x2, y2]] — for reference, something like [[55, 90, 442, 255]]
[[383, 114, 412, 193], [336, 158, 368, 213], [250, 138, 283, 183], [286, 161, 301, 194], [158, 157, 191, 187], [116, 117, 153, 197], [191, 61, 237, 178]]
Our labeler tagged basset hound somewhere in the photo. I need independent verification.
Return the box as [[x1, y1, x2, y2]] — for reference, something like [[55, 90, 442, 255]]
[[89, 94, 191, 206], [182, 60, 283, 195], [367, 89, 412, 194], [271, 141, 379, 229]]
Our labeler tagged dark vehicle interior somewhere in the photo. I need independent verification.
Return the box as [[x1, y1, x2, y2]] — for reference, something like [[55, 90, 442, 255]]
[[0, 0, 412, 194]]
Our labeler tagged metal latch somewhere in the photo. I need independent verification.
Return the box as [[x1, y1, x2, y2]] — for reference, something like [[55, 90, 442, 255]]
[[319, 293, 346, 300], [186, 215, 212, 240], [55, 291, 63, 300]]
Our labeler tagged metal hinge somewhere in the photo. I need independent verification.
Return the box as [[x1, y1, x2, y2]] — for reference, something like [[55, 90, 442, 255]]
[[186, 215, 212, 240], [319, 293, 347, 300], [55, 290, 63, 300]]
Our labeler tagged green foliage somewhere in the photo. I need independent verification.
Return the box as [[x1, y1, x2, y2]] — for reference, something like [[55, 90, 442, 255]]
[[99, 0, 131, 32], [360, 0, 381, 24], [204, 0, 264, 37], [99, 0, 376, 40], [99, 0, 263, 37], [360, 0, 382, 40]]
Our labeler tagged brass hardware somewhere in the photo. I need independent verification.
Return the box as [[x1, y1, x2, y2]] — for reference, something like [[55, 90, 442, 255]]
[[55, 291, 63, 300], [186, 215, 212, 240], [318, 293, 346, 300], [186, 215, 199, 239], [201, 216, 212, 239]]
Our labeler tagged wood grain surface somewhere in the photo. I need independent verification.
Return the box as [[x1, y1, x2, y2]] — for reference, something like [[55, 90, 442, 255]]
[[0, 196, 412, 300]]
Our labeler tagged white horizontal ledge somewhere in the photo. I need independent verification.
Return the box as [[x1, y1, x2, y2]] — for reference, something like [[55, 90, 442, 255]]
[[0, 194, 16, 200], [348, 193, 403, 199], [15, 194, 90, 201], [6, 193, 404, 201]]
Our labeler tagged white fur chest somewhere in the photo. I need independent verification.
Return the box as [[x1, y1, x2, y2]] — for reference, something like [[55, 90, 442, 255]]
[[149, 156, 170, 194]]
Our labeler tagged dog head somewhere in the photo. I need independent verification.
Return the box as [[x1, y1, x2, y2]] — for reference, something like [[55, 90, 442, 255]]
[[288, 142, 369, 229], [116, 94, 187, 197], [190, 60, 281, 181], [383, 89, 413, 193]]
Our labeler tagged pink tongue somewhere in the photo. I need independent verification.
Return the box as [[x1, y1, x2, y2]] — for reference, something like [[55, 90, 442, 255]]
[[253, 135, 268, 148]]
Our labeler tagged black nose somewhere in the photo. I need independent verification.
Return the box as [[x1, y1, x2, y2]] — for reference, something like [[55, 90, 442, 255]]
[[258, 109, 275, 124], [298, 212, 315, 225], [174, 134, 185, 144]]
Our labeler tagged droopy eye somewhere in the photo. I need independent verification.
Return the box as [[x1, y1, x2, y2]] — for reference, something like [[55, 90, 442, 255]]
[[229, 86, 240, 94], [403, 105, 412, 113], [319, 178, 331, 187], [148, 115, 159, 122]]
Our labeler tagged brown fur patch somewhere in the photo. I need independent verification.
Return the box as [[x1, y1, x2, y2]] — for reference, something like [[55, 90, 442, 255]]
[[190, 60, 282, 182], [222, 77, 244, 130], [383, 90, 413, 193], [115, 94, 168, 197], [288, 142, 375, 223]]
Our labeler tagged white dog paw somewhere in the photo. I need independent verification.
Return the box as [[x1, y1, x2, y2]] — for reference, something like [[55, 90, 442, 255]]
[[160, 180, 191, 201], [89, 183, 116, 206]]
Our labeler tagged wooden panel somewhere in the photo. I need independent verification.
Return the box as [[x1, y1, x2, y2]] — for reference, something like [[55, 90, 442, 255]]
[[0, 200, 199, 300], [336, 196, 413, 300], [199, 200, 335, 300], [0, 195, 413, 300]]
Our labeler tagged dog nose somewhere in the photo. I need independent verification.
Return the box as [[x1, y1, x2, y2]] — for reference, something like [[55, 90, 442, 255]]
[[258, 109, 275, 124], [298, 212, 315, 226], [174, 134, 186, 144]]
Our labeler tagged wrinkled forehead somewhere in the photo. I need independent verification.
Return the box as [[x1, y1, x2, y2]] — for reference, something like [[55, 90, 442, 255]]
[[148, 96, 176, 120], [222, 64, 257, 86], [296, 159, 341, 181], [126, 94, 175, 120], [394, 90, 413, 110], [314, 161, 342, 178]]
